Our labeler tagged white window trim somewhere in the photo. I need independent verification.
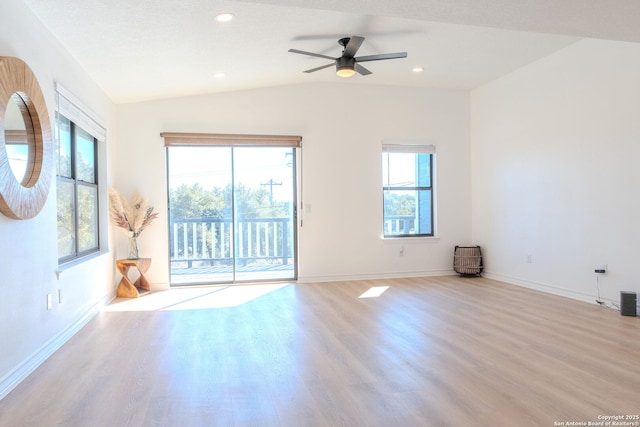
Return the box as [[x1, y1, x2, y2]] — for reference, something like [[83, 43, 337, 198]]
[[382, 139, 438, 238]]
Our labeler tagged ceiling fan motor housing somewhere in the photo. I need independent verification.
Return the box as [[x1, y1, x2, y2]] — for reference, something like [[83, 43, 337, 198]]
[[336, 56, 355, 69]]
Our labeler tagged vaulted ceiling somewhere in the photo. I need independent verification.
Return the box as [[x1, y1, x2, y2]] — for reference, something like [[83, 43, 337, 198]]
[[21, 0, 640, 104]]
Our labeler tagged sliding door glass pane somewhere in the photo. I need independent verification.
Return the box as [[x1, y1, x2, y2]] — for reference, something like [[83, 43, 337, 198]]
[[233, 147, 296, 282], [168, 146, 233, 284]]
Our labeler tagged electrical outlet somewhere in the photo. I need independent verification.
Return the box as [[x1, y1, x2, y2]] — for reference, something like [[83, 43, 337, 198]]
[[399, 245, 404, 256], [527, 254, 532, 264], [46, 294, 52, 310]]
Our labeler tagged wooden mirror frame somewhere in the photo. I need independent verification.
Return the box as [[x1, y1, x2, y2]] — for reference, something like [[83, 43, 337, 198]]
[[0, 57, 53, 220]]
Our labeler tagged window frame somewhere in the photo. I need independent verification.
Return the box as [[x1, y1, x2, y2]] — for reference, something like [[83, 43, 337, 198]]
[[382, 143, 436, 238], [56, 116, 101, 263]]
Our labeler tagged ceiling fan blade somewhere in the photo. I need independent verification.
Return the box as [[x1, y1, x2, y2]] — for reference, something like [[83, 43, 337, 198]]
[[343, 36, 365, 57], [288, 49, 336, 61], [355, 63, 372, 76], [355, 52, 407, 62], [303, 63, 335, 73]]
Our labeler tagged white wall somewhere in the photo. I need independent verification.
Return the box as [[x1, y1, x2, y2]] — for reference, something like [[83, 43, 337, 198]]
[[0, 0, 116, 398], [115, 83, 471, 285], [471, 38, 640, 305]]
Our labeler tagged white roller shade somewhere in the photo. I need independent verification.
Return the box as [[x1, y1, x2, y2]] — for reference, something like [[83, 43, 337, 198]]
[[55, 82, 106, 141], [382, 142, 436, 154]]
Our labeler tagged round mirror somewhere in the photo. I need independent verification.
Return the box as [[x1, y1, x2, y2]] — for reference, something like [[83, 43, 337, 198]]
[[4, 93, 32, 184], [0, 57, 53, 220]]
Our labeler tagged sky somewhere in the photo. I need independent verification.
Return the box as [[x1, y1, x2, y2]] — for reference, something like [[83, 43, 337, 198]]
[[167, 146, 295, 203]]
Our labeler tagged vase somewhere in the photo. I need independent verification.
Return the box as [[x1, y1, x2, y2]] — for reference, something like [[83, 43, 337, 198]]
[[127, 236, 139, 259]]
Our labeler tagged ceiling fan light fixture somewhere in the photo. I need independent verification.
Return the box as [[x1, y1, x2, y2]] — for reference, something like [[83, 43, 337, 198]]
[[336, 67, 355, 78], [336, 56, 356, 78]]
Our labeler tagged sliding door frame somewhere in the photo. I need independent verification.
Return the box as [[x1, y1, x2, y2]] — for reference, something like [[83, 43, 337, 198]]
[[163, 132, 301, 285]]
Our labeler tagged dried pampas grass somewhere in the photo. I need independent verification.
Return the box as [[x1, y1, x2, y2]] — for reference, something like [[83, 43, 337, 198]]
[[108, 189, 159, 238]]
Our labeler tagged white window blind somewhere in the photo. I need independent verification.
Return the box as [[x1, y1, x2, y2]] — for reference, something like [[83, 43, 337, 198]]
[[55, 82, 106, 141], [382, 142, 436, 154]]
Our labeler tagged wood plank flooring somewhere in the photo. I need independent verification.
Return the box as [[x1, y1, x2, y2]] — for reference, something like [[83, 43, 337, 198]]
[[1, 276, 639, 426]]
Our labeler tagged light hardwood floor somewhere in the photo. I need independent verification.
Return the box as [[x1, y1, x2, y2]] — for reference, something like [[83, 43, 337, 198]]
[[1, 276, 639, 426]]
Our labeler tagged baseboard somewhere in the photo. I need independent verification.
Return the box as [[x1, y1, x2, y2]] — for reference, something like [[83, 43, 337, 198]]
[[297, 269, 456, 284], [482, 271, 614, 306], [0, 302, 102, 400]]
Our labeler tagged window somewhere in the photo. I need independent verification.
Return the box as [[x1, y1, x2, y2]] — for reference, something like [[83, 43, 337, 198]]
[[57, 115, 100, 262], [382, 143, 435, 237]]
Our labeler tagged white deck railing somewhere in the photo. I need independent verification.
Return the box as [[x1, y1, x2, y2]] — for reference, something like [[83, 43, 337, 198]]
[[170, 218, 293, 267]]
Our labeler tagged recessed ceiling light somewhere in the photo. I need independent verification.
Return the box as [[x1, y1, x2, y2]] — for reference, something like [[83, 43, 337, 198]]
[[412, 67, 424, 73], [215, 13, 234, 23], [214, 72, 226, 78]]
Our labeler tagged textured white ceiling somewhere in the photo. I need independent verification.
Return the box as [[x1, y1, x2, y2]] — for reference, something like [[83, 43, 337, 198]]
[[19, 0, 632, 104], [249, 0, 640, 42]]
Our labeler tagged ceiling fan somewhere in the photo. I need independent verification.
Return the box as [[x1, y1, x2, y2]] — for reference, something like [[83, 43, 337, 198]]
[[288, 36, 407, 78]]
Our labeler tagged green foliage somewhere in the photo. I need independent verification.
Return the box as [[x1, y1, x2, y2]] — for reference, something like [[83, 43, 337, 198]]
[[76, 152, 96, 184], [170, 183, 225, 219], [384, 192, 416, 216], [57, 180, 75, 258], [77, 185, 98, 251], [170, 182, 289, 219]]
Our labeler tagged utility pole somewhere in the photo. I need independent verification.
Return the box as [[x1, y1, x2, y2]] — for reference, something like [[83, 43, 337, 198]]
[[261, 179, 282, 204]]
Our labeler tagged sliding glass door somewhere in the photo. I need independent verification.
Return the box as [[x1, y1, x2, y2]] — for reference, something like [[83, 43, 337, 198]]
[[167, 146, 297, 284]]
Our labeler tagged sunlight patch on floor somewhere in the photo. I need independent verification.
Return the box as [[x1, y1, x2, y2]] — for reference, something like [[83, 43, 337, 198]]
[[104, 283, 291, 312], [359, 286, 390, 298]]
